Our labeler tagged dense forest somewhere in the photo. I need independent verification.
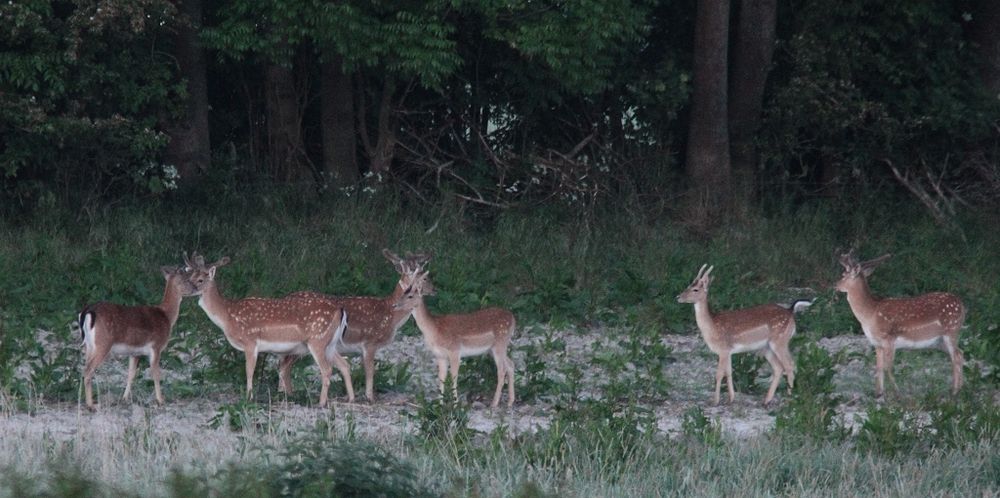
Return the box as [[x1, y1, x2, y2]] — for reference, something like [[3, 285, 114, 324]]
[[2, 0, 998, 224]]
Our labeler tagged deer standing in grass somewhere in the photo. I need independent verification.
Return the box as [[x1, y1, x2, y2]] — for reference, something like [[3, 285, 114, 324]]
[[277, 249, 429, 402], [835, 252, 965, 397], [677, 265, 811, 406], [392, 264, 517, 409], [78, 265, 196, 410], [183, 252, 350, 406]]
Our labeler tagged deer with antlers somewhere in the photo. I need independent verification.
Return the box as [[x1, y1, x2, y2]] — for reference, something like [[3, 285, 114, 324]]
[[835, 252, 965, 397], [391, 263, 517, 409], [78, 264, 196, 410], [276, 249, 429, 402], [183, 252, 350, 406], [677, 265, 811, 406]]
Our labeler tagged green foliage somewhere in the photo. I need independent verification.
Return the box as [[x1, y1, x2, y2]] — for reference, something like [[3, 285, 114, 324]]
[[207, 401, 270, 432], [411, 379, 473, 444], [731, 353, 766, 396], [274, 432, 434, 497]]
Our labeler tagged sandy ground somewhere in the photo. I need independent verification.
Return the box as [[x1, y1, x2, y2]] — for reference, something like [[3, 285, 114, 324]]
[[3, 323, 969, 449]]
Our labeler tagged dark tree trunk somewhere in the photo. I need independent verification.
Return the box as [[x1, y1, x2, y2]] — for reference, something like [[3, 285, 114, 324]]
[[165, 0, 210, 185], [970, 0, 1000, 94], [686, 0, 731, 222], [321, 56, 358, 186], [369, 79, 397, 175], [728, 0, 776, 204], [265, 62, 307, 182]]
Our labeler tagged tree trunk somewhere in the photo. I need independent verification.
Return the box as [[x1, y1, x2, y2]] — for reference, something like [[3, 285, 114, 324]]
[[685, 0, 731, 223], [165, 0, 210, 186], [970, 0, 1000, 95], [728, 0, 776, 205], [265, 62, 307, 182], [321, 56, 358, 186], [369, 79, 397, 176]]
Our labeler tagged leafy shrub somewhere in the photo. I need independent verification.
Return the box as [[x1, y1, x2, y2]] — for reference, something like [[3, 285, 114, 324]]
[[854, 403, 922, 457], [774, 343, 846, 440], [411, 380, 472, 444], [681, 406, 723, 447], [731, 353, 766, 396]]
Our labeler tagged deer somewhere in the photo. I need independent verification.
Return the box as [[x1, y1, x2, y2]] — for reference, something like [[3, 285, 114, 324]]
[[677, 264, 812, 406], [78, 264, 197, 410], [182, 252, 351, 407], [391, 265, 517, 409], [835, 252, 965, 397], [275, 249, 429, 402]]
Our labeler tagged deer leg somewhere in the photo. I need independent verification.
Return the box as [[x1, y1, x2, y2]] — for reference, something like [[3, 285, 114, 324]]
[[150, 349, 164, 405], [363, 345, 377, 402], [277, 355, 298, 394], [307, 342, 333, 408], [713, 354, 726, 405], [490, 348, 508, 409], [448, 351, 461, 400], [436, 357, 448, 394], [762, 349, 784, 407], [505, 357, 516, 408], [724, 353, 736, 403], [244, 347, 258, 400], [883, 344, 899, 393], [776, 328, 796, 392], [328, 351, 355, 403], [942, 335, 964, 394], [874, 347, 885, 398], [83, 345, 111, 410], [123, 356, 139, 401]]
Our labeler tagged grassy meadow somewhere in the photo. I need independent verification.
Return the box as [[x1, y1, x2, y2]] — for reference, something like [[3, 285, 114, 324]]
[[0, 190, 998, 496]]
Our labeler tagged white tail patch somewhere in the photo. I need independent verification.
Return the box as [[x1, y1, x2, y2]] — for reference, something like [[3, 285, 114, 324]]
[[791, 300, 813, 313], [325, 310, 349, 361], [81, 313, 96, 352]]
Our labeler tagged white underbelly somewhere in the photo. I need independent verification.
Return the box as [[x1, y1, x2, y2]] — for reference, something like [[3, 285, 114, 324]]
[[458, 344, 493, 358], [894, 336, 941, 349], [111, 343, 154, 356], [257, 340, 310, 355], [731, 340, 768, 354]]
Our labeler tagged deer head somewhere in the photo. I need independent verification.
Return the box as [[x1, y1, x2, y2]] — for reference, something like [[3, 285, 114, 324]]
[[835, 251, 891, 293], [676, 264, 714, 304], [182, 251, 231, 295]]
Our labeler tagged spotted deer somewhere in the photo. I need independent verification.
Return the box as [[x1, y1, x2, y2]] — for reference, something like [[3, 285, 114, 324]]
[[183, 252, 350, 406], [392, 266, 517, 409], [835, 252, 965, 397], [78, 264, 196, 410], [276, 249, 430, 402], [677, 265, 811, 406]]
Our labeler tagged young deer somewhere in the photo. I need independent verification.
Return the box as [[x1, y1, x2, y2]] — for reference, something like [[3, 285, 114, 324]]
[[78, 265, 196, 410], [835, 252, 965, 397], [677, 265, 811, 406], [392, 267, 517, 409], [277, 249, 429, 402], [183, 252, 350, 406]]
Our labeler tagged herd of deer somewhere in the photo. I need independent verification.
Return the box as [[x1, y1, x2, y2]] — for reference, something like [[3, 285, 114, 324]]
[[77, 250, 966, 411]]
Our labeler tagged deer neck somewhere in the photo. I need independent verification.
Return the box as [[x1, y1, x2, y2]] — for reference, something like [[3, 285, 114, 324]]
[[410, 299, 439, 340], [844, 278, 880, 322], [198, 281, 232, 330], [382, 281, 413, 331], [692, 299, 720, 339], [158, 278, 185, 328]]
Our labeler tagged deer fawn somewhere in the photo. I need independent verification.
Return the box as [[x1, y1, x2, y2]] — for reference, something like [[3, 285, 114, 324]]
[[78, 264, 196, 410], [677, 265, 811, 406], [183, 252, 351, 406], [392, 264, 517, 409], [835, 252, 965, 397], [277, 249, 429, 402]]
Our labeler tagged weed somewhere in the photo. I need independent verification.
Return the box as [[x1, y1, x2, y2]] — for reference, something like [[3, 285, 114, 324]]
[[854, 403, 922, 457], [208, 401, 270, 432], [731, 353, 766, 396], [774, 342, 847, 440], [411, 377, 473, 444], [681, 406, 723, 447]]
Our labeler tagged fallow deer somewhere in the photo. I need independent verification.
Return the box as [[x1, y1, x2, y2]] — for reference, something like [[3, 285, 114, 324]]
[[78, 265, 196, 410], [277, 249, 428, 402], [183, 252, 351, 406], [835, 252, 965, 397], [677, 264, 811, 406], [392, 267, 517, 409]]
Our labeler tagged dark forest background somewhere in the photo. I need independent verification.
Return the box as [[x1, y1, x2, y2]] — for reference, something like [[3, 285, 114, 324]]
[[2, 0, 999, 225]]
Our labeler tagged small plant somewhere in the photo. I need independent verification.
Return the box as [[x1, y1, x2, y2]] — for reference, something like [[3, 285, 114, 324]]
[[775, 342, 847, 440], [854, 403, 922, 457], [411, 375, 472, 443], [207, 400, 269, 432], [681, 406, 723, 447], [731, 353, 766, 395]]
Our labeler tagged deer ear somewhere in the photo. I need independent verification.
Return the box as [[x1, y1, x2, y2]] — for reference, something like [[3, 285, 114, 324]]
[[383, 249, 406, 273], [860, 253, 891, 277], [161, 266, 175, 279], [215, 256, 231, 268], [207, 266, 217, 280]]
